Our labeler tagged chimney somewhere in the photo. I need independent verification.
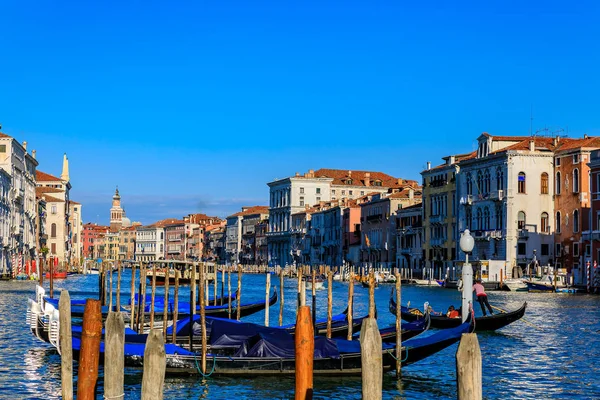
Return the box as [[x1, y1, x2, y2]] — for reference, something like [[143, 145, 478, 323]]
[[32, 150, 36, 159], [295, 172, 300, 177], [529, 139, 535, 151], [397, 178, 403, 186], [61, 153, 70, 182], [22, 141, 27, 150], [309, 169, 314, 178], [348, 170, 352, 177], [365, 172, 371, 187], [427, 161, 431, 170], [449, 155, 455, 165], [584, 134, 589, 139], [409, 188, 414, 201]]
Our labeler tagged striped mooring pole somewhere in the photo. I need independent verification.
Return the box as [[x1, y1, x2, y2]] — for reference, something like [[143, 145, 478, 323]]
[[587, 260, 591, 293]]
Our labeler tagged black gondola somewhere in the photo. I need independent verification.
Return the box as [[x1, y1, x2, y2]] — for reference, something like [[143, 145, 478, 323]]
[[389, 295, 527, 332], [68, 314, 473, 376]]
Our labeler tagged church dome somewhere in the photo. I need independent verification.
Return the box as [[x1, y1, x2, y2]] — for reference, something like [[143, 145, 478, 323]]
[[122, 216, 132, 228]]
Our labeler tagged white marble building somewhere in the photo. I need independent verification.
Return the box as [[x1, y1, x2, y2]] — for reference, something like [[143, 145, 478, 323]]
[[456, 134, 556, 278], [0, 133, 38, 273], [135, 225, 164, 261]]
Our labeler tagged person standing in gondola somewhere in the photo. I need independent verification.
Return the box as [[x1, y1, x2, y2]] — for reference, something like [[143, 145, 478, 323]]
[[473, 279, 494, 316]]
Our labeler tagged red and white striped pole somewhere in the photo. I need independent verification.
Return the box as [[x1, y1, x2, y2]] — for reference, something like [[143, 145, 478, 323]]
[[587, 260, 591, 293]]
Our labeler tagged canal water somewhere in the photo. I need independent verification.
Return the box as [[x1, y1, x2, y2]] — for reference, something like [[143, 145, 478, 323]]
[[2, 271, 600, 399]]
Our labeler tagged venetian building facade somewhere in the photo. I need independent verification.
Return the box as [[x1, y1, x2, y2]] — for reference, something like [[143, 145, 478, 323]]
[[396, 203, 424, 277], [456, 134, 555, 279], [421, 153, 469, 280], [0, 134, 38, 272], [554, 137, 600, 284], [69, 201, 83, 264], [36, 154, 72, 265], [135, 225, 164, 262]]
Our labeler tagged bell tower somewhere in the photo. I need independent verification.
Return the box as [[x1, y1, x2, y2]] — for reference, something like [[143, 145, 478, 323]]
[[109, 187, 124, 232]]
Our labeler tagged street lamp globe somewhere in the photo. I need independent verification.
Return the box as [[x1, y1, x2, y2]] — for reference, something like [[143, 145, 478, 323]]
[[460, 229, 475, 254]]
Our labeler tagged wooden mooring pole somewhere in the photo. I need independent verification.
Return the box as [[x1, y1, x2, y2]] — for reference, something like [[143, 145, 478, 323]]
[[199, 262, 207, 373], [395, 271, 402, 378], [130, 263, 136, 330], [162, 262, 169, 340], [149, 264, 157, 329], [456, 333, 482, 400], [237, 264, 242, 321], [346, 272, 354, 340], [297, 266, 303, 310], [172, 269, 180, 345], [76, 299, 102, 400], [265, 272, 271, 327], [105, 311, 125, 400], [227, 265, 232, 319], [279, 270, 284, 326], [311, 270, 317, 335], [295, 305, 314, 400], [141, 329, 166, 400], [327, 269, 333, 339], [59, 290, 73, 400], [360, 317, 382, 400]]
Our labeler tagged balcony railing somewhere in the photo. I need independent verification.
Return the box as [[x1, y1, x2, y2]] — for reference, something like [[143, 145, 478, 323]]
[[518, 229, 529, 239], [366, 214, 383, 222], [429, 214, 444, 224]]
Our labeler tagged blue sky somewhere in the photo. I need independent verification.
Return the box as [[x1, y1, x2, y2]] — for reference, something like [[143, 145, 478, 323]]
[[1, 1, 599, 224]]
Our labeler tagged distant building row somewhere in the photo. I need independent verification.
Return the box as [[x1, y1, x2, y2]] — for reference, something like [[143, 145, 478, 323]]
[[0, 131, 83, 275]]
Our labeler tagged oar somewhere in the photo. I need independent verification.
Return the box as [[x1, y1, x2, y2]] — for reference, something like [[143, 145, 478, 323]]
[[490, 305, 543, 331]]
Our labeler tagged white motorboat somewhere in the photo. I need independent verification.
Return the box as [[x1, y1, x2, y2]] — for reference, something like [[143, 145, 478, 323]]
[[413, 278, 443, 287], [502, 278, 528, 292]]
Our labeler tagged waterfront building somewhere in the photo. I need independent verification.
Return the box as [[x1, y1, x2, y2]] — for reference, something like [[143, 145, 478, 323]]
[[135, 224, 164, 262], [555, 137, 600, 285], [396, 203, 424, 277], [240, 207, 269, 265], [456, 134, 556, 280], [35, 154, 72, 266], [267, 168, 416, 267], [34, 189, 47, 272], [118, 225, 137, 260], [421, 153, 470, 280], [163, 220, 185, 260], [360, 187, 421, 269], [104, 231, 119, 260], [82, 223, 109, 260], [225, 206, 268, 265], [0, 134, 39, 272], [69, 201, 83, 265], [255, 219, 269, 265], [205, 225, 226, 263], [292, 207, 315, 265], [342, 198, 363, 266]]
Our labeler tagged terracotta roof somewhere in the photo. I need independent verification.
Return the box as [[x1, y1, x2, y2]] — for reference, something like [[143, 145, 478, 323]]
[[427, 151, 477, 171], [42, 194, 64, 203], [155, 218, 184, 227], [69, 200, 81, 205], [388, 191, 422, 199], [230, 205, 269, 218], [36, 170, 62, 182], [490, 137, 558, 154], [483, 132, 531, 142], [35, 187, 63, 197], [312, 168, 406, 188], [399, 202, 422, 211], [0, 132, 11, 139], [555, 137, 600, 152]]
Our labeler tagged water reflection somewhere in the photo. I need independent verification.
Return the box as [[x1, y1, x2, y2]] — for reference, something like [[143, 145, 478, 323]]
[[3, 272, 600, 399]]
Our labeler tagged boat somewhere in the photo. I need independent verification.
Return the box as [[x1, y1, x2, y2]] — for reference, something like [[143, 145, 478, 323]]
[[278, 308, 372, 338], [501, 278, 528, 292], [45, 271, 68, 279], [389, 295, 527, 332], [150, 268, 215, 286], [361, 280, 378, 288], [304, 276, 325, 291], [372, 313, 430, 343], [65, 313, 473, 375], [524, 274, 568, 292], [412, 279, 443, 287], [37, 285, 277, 321]]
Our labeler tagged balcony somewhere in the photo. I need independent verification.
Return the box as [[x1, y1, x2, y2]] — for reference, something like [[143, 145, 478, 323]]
[[429, 214, 444, 224], [518, 229, 529, 240], [366, 214, 383, 223], [430, 238, 445, 246]]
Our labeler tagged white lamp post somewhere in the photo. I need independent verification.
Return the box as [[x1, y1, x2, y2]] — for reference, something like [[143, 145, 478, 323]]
[[459, 229, 475, 323]]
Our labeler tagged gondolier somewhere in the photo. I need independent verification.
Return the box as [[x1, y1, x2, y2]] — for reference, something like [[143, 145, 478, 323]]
[[473, 279, 493, 316]]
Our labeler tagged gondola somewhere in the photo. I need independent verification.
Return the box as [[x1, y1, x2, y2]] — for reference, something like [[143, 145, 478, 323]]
[[376, 312, 431, 343], [67, 314, 473, 375], [361, 280, 378, 288], [277, 307, 373, 338], [389, 295, 527, 332]]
